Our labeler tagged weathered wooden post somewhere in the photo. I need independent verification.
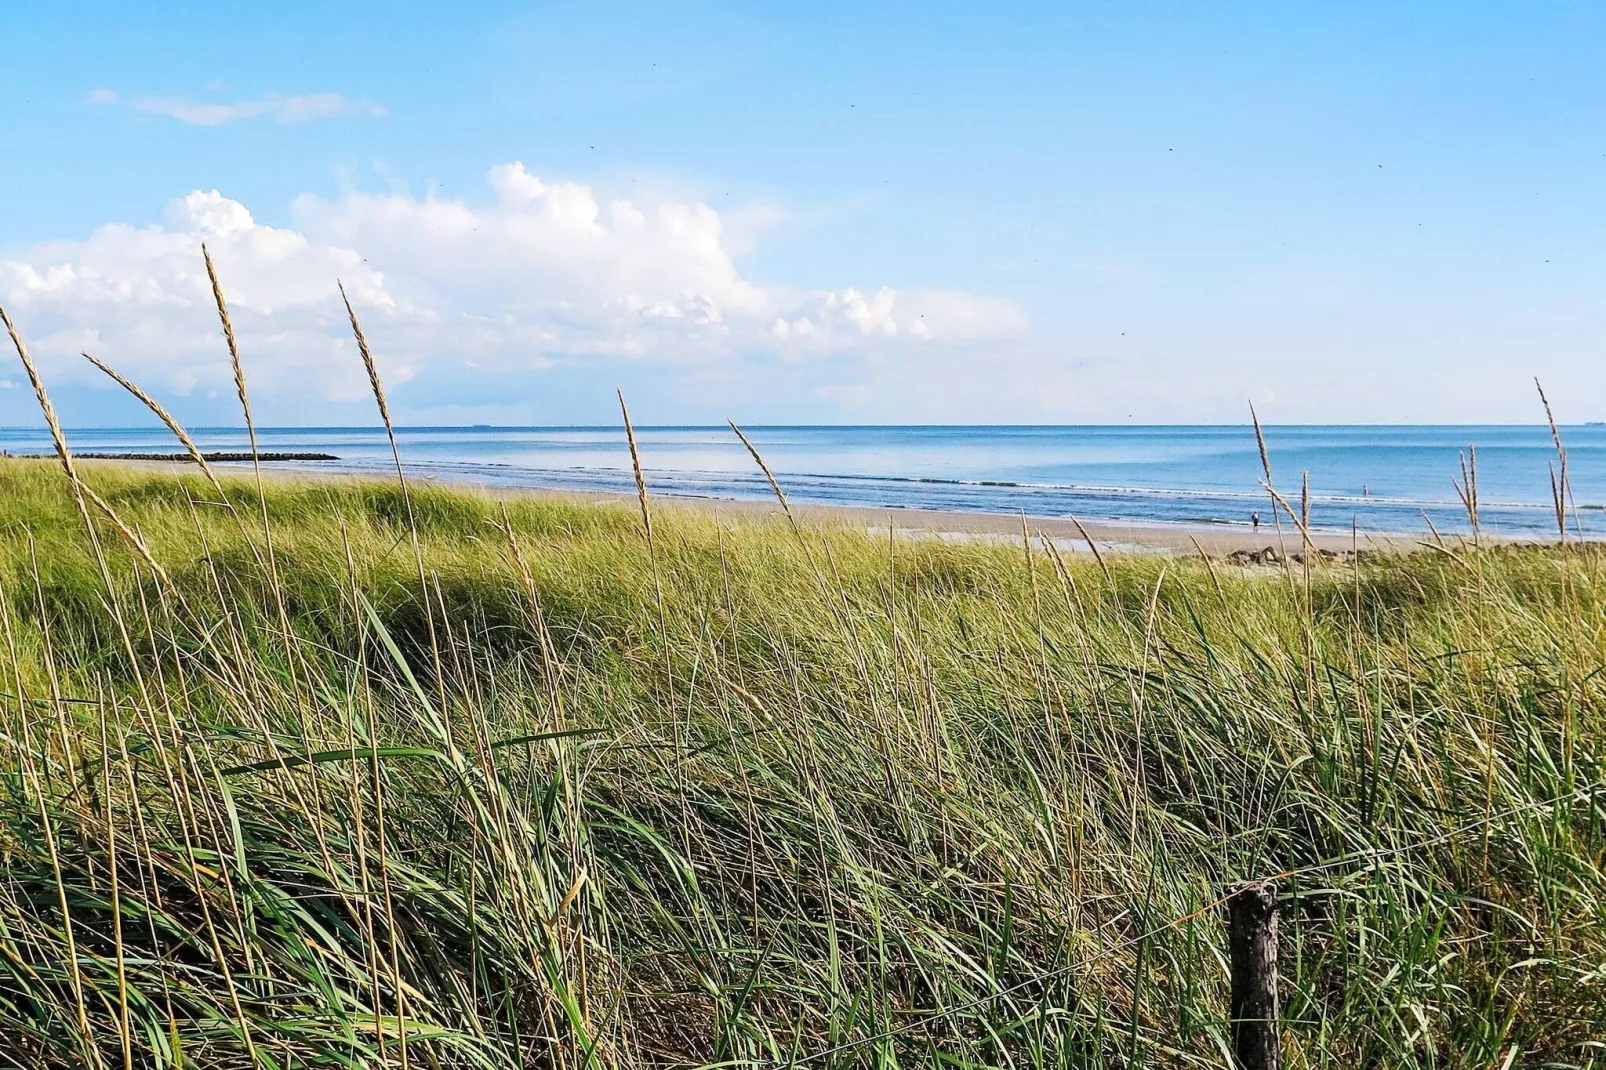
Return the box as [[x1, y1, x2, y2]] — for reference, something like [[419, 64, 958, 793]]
[[1227, 880, 1279, 1070]]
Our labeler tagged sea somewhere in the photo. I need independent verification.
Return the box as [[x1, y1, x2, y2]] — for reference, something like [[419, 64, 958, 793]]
[[2, 424, 1603, 538]]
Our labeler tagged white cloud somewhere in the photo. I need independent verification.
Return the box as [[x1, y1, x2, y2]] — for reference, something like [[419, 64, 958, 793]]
[[0, 190, 394, 401], [89, 89, 385, 126], [0, 164, 1027, 413]]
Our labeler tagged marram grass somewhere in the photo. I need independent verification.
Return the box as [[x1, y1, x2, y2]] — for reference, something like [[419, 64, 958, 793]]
[[0, 457, 1603, 1068]]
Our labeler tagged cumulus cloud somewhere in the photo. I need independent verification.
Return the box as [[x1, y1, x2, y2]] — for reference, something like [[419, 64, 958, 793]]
[[0, 163, 1027, 414], [0, 191, 394, 401], [88, 88, 385, 126]]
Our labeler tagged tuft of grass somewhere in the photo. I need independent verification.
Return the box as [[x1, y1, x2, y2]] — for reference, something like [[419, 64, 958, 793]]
[[0, 455, 1602, 1067]]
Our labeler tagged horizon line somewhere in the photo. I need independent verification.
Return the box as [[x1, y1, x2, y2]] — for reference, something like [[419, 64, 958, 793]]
[[0, 421, 1600, 433]]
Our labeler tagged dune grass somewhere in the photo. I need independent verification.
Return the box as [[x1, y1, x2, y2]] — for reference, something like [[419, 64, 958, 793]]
[[0, 454, 1601, 1069]]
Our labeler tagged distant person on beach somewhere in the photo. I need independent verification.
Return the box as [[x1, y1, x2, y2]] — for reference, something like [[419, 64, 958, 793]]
[[1251, 510, 1260, 531]]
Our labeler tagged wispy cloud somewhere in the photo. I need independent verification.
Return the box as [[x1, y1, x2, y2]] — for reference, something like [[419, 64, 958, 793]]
[[87, 89, 385, 126]]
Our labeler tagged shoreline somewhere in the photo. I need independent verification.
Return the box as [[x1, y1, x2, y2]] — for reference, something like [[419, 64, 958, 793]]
[[64, 456, 1427, 554]]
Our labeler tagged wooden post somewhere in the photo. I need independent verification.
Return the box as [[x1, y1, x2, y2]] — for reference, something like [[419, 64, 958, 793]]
[[1227, 880, 1279, 1070]]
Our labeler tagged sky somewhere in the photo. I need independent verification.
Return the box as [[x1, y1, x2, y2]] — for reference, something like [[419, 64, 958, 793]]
[[2, 1, 1605, 427]]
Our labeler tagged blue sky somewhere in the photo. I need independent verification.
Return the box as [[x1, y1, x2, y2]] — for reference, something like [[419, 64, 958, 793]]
[[3, 1, 1605, 426]]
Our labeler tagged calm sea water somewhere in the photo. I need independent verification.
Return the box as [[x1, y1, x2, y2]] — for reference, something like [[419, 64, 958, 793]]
[[2, 424, 1603, 536]]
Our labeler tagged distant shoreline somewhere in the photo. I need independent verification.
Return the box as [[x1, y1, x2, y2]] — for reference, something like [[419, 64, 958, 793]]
[[3, 450, 339, 462], [64, 456, 1428, 555], [79, 451, 340, 463], [3, 423, 1596, 541]]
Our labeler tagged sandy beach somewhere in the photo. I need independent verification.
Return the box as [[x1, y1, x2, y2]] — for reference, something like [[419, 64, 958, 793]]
[[70, 456, 1423, 555]]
